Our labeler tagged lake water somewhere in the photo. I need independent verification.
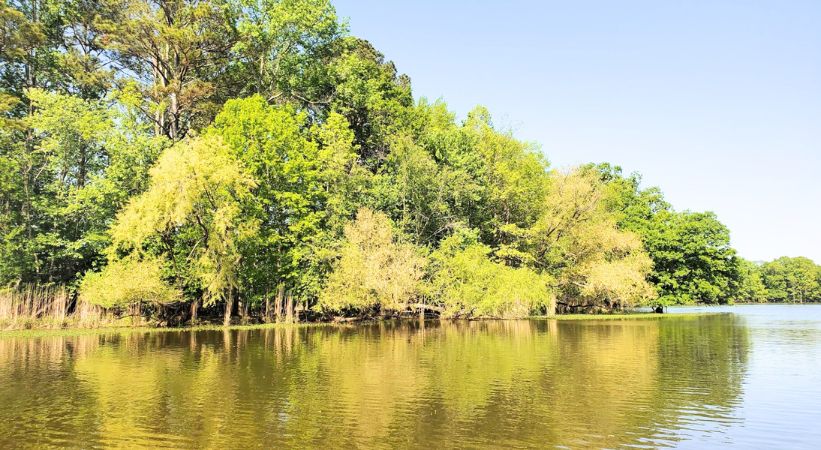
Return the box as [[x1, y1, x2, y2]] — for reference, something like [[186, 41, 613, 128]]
[[1, 305, 819, 448]]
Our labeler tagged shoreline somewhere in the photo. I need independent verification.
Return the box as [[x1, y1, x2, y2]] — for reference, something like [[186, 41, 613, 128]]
[[545, 312, 724, 321], [0, 311, 725, 339]]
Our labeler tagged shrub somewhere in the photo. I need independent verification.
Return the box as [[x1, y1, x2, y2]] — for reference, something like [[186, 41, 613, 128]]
[[317, 208, 426, 315], [80, 257, 180, 308]]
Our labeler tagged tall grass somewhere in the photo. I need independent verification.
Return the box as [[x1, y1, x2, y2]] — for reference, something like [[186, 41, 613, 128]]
[[0, 285, 115, 330]]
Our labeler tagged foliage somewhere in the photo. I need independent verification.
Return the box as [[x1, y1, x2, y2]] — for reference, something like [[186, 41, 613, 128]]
[[106, 135, 257, 308], [376, 136, 457, 245], [733, 259, 768, 303], [231, 0, 343, 109], [761, 257, 820, 303], [317, 208, 426, 315], [95, 0, 239, 139], [211, 95, 364, 302], [0, 87, 164, 286], [80, 256, 180, 308], [429, 229, 553, 318], [1, 0, 810, 325], [522, 169, 656, 311], [646, 212, 739, 305], [328, 37, 414, 165], [593, 164, 740, 305]]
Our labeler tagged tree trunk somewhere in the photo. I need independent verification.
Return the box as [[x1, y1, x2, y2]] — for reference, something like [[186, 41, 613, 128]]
[[240, 298, 249, 323], [223, 291, 233, 326], [152, 56, 163, 137], [132, 302, 142, 327], [264, 287, 271, 323], [78, 146, 87, 188], [190, 299, 198, 324], [276, 284, 284, 323], [285, 291, 294, 324], [169, 91, 178, 140]]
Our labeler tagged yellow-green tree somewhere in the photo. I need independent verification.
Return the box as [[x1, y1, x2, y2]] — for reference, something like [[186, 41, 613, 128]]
[[86, 135, 257, 324], [317, 208, 426, 316], [429, 228, 553, 318], [525, 169, 656, 311], [79, 256, 180, 308]]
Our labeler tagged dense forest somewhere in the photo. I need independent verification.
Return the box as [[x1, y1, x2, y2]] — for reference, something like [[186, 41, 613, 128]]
[[1, 0, 819, 326]]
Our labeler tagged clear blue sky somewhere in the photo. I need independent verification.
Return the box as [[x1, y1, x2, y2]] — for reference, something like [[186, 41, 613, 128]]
[[333, 0, 821, 263]]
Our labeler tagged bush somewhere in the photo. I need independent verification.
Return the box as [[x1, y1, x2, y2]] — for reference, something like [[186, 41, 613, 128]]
[[430, 229, 553, 318], [317, 208, 426, 315], [80, 257, 180, 308]]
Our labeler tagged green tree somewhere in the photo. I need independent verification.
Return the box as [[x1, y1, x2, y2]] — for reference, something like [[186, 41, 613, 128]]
[[761, 257, 819, 303], [25, 88, 111, 282], [0, 0, 112, 103], [327, 37, 414, 166], [646, 211, 738, 305], [96, 0, 239, 140], [733, 259, 767, 303], [211, 95, 364, 305], [375, 136, 459, 245], [0, 87, 163, 286], [230, 0, 342, 108], [380, 102, 550, 251], [0, 0, 115, 285], [460, 107, 549, 248], [593, 163, 740, 305]]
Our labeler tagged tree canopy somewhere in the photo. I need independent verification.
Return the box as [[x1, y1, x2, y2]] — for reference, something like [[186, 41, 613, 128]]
[[1, 0, 814, 323]]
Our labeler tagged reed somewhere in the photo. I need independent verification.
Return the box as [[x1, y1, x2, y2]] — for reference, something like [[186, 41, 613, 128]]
[[0, 285, 114, 330]]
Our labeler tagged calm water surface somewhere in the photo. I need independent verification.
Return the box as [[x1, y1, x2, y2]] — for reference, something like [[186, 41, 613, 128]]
[[1, 305, 820, 448]]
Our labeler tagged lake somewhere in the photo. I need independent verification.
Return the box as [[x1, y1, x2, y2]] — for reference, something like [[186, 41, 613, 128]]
[[1, 305, 820, 448]]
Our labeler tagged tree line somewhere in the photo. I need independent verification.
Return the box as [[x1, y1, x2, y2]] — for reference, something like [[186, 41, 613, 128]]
[[1, 0, 818, 325]]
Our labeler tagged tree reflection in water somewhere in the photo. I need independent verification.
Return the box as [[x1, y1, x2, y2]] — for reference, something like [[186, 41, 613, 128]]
[[0, 315, 748, 448]]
